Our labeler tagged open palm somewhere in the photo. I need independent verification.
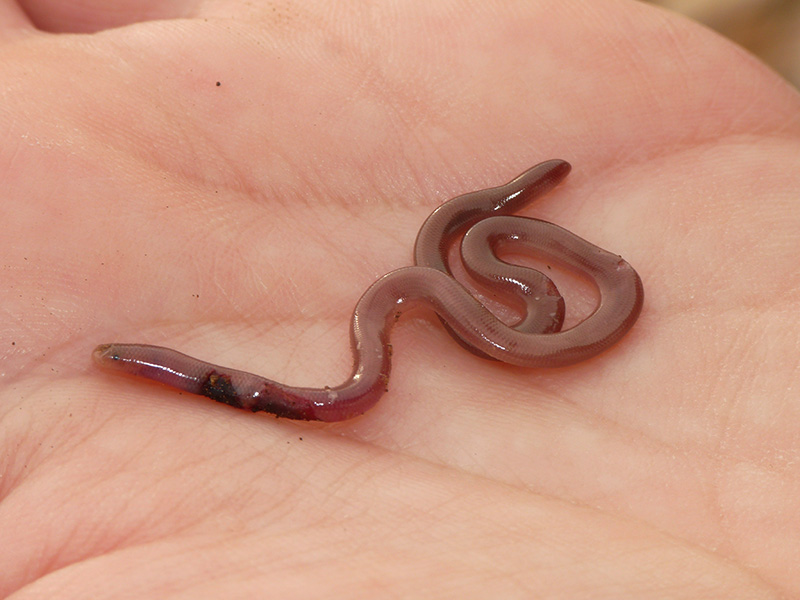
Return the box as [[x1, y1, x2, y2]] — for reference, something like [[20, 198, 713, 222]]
[[2, 1, 799, 597]]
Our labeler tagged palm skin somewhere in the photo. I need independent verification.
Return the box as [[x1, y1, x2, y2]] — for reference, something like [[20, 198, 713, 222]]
[[1, 1, 799, 598]]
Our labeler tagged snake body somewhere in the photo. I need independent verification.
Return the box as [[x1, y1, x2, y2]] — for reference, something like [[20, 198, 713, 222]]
[[93, 160, 644, 421]]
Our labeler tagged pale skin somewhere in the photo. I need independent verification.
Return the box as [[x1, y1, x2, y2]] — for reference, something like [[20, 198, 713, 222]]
[[2, 0, 799, 598]]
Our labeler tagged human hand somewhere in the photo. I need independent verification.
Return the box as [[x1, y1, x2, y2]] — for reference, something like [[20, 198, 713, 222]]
[[3, 1, 799, 597]]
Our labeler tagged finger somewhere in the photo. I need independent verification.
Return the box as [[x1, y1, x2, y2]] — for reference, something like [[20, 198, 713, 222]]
[[15, 0, 202, 33], [0, 1, 33, 34]]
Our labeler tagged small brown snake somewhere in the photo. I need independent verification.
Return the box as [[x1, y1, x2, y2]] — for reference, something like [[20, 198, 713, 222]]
[[93, 160, 644, 421]]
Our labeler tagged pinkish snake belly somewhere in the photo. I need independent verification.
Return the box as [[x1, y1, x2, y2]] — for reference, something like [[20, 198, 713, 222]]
[[93, 160, 644, 421]]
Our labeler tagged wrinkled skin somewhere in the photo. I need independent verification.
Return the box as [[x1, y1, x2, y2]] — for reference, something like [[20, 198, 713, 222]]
[[1, 1, 799, 598]]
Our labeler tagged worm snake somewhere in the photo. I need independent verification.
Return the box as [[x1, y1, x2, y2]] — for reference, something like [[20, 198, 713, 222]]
[[93, 160, 644, 421]]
